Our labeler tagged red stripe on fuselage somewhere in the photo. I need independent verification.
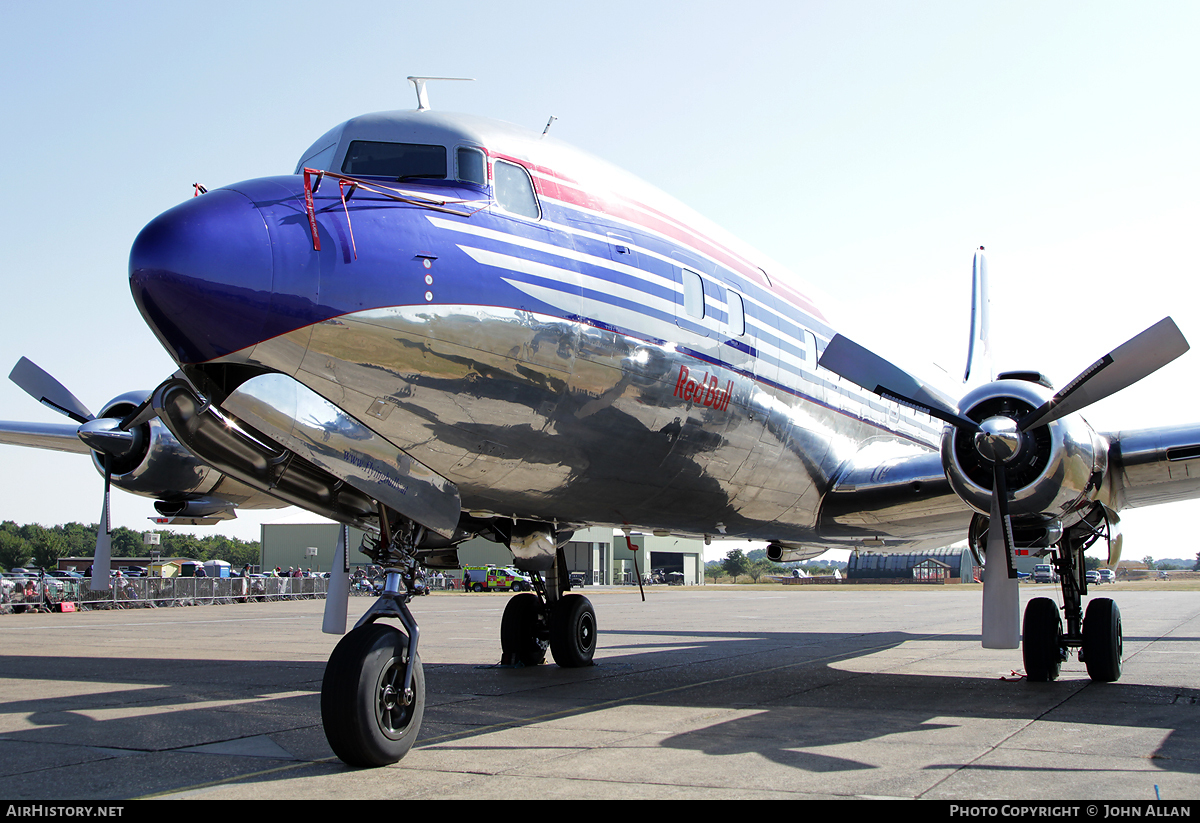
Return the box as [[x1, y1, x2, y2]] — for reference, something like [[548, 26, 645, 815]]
[[488, 152, 826, 322]]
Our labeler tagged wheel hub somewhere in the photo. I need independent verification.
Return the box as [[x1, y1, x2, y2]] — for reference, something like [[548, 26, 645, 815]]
[[380, 685, 397, 711]]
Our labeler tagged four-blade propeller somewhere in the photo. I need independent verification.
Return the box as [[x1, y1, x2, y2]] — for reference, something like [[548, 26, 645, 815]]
[[7, 358, 149, 591], [820, 314, 1188, 647]]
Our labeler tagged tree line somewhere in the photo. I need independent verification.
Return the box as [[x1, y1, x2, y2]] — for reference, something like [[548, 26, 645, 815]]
[[0, 521, 261, 571], [704, 548, 845, 583]]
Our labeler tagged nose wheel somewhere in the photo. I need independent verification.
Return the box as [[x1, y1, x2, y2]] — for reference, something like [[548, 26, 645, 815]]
[[321, 623, 425, 767]]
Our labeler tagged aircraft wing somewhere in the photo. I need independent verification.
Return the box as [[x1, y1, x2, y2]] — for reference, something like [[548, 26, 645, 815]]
[[1108, 423, 1200, 508], [0, 420, 92, 455]]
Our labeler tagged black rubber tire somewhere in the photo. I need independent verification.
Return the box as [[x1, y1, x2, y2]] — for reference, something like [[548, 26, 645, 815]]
[[472, 582, 484, 593], [321, 623, 425, 767], [549, 594, 596, 668], [1022, 597, 1063, 682], [501, 592, 548, 666], [1082, 597, 1123, 682]]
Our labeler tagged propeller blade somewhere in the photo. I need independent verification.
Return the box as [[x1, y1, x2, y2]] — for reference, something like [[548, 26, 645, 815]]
[[322, 525, 350, 635], [980, 468, 1020, 649], [9, 357, 94, 424], [819, 335, 979, 430], [119, 395, 157, 430], [963, 248, 992, 384], [1019, 317, 1189, 431], [89, 458, 112, 591]]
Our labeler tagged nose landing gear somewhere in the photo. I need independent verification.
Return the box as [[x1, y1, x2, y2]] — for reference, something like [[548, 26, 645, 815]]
[[321, 514, 427, 767]]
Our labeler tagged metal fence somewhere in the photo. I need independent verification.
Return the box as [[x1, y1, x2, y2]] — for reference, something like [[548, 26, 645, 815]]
[[2, 576, 331, 611], [4, 571, 475, 612]]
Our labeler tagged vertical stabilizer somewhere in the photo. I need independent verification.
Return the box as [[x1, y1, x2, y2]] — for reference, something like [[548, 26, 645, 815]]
[[963, 247, 992, 385]]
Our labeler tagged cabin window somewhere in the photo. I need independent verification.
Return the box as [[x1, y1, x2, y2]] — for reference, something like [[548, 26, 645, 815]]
[[493, 159, 540, 219], [457, 147, 487, 186], [682, 269, 705, 319], [341, 141, 447, 179], [727, 290, 745, 336]]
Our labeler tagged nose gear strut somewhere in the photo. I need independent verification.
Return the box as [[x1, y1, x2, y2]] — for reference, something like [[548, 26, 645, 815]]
[[320, 506, 427, 766]]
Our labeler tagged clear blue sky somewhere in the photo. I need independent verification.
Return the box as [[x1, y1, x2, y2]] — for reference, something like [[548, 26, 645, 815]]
[[0, 1, 1197, 562]]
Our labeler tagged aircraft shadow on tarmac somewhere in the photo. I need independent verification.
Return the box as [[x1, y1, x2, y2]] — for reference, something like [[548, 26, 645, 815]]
[[0, 627, 1196, 795]]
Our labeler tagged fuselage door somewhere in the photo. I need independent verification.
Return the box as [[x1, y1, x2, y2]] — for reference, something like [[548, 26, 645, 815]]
[[670, 252, 719, 342]]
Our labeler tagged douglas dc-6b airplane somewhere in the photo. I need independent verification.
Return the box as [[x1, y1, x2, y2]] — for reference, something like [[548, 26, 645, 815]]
[[4, 78, 1200, 767]]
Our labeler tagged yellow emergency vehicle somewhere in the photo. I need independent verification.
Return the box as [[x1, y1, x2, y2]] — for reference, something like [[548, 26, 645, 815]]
[[462, 565, 533, 592]]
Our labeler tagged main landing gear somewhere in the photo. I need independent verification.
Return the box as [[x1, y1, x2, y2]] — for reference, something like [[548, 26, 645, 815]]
[[500, 550, 596, 669], [1021, 520, 1122, 683]]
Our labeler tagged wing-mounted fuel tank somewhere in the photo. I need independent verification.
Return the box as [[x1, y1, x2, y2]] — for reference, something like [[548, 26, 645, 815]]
[[941, 376, 1108, 531]]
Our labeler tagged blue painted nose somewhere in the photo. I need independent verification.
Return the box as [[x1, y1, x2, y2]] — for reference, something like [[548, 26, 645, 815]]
[[129, 189, 273, 365]]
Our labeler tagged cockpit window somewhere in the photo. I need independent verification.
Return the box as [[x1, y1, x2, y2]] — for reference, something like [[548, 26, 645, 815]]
[[493, 159, 540, 219], [341, 141, 447, 179], [296, 142, 337, 173], [457, 147, 487, 186]]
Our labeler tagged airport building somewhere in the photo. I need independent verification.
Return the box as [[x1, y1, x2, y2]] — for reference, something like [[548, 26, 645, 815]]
[[848, 547, 978, 582], [259, 522, 706, 585], [845, 547, 1063, 583]]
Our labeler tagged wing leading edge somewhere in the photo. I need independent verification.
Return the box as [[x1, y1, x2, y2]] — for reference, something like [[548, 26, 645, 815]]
[[0, 420, 93, 455]]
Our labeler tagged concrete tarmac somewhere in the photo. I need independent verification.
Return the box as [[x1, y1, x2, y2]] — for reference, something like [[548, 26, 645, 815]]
[[1, 585, 1198, 800]]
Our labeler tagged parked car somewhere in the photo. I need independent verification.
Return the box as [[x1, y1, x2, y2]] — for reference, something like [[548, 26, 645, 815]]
[[1032, 564, 1057, 583], [1097, 568, 1116, 583], [1085, 570, 1100, 584], [7, 572, 63, 594]]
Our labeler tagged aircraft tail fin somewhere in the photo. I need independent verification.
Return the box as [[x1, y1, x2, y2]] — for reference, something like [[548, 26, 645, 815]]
[[963, 247, 992, 386]]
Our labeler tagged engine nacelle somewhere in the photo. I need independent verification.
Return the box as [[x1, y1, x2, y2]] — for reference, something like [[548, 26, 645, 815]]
[[940, 379, 1108, 530], [89, 392, 222, 500]]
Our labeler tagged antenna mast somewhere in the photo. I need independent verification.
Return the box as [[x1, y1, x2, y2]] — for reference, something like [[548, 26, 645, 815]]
[[407, 76, 475, 111]]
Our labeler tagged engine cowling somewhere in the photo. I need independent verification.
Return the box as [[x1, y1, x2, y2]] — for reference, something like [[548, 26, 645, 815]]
[[88, 392, 223, 500], [940, 378, 1108, 530]]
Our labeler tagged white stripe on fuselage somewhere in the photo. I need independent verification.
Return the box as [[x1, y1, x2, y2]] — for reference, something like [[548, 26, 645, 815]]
[[429, 214, 811, 376], [427, 214, 938, 440], [460, 246, 676, 318]]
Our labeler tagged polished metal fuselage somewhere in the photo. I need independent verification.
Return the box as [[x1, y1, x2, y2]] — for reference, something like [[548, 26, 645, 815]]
[[245, 301, 942, 544], [130, 110, 957, 549]]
